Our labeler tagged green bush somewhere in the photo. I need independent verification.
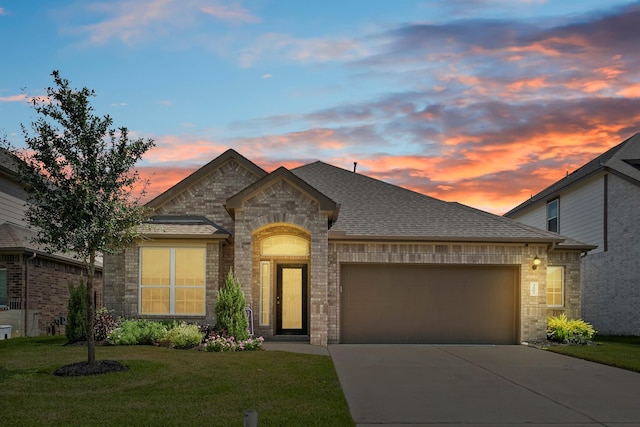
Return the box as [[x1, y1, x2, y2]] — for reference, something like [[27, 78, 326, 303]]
[[66, 281, 87, 343], [215, 269, 249, 341], [547, 314, 596, 344], [160, 322, 204, 349], [107, 319, 168, 345]]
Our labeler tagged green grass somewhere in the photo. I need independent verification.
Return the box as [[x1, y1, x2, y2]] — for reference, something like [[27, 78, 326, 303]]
[[546, 335, 640, 373], [0, 336, 354, 426]]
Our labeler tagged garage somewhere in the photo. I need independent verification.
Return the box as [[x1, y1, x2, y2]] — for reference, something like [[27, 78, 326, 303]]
[[340, 264, 519, 344]]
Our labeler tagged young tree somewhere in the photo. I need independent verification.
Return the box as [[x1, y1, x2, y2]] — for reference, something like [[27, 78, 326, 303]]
[[6, 70, 154, 363], [215, 269, 249, 341]]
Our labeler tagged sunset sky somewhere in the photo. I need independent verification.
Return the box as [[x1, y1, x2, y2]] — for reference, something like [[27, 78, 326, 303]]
[[2, 1, 640, 214]]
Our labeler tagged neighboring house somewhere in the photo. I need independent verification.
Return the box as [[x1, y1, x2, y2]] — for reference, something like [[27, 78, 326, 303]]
[[104, 149, 592, 346], [505, 133, 640, 335], [0, 148, 103, 337]]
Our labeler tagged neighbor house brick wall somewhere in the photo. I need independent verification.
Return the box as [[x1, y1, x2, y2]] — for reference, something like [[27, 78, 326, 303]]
[[582, 174, 640, 335], [233, 180, 330, 345], [0, 252, 102, 336], [327, 242, 583, 343]]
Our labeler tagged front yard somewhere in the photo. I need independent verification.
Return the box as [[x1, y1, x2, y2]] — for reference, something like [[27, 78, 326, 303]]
[[546, 335, 640, 373], [0, 336, 354, 426]]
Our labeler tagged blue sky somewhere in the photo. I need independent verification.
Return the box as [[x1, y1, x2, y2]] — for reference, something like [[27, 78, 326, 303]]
[[2, 0, 639, 213]]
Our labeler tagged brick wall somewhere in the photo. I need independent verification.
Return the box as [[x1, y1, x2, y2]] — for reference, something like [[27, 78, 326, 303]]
[[0, 252, 102, 336], [327, 242, 583, 343], [233, 179, 329, 345], [582, 174, 640, 335]]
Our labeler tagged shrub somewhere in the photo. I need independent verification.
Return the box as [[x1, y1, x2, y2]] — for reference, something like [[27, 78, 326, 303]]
[[215, 269, 249, 341], [547, 314, 596, 344], [94, 308, 119, 342], [204, 334, 264, 352], [66, 281, 87, 343], [160, 322, 204, 349], [107, 319, 168, 345]]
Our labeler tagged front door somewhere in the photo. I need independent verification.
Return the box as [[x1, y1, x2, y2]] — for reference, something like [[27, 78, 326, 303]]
[[276, 264, 308, 335]]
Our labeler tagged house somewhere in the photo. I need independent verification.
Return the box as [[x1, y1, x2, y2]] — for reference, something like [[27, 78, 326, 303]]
[[505, 133, 640, 335], [103, 149, 592, 345], [0, 148, 103, 337]]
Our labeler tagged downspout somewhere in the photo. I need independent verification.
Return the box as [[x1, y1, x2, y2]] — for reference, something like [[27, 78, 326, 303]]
[[24, 252, 36, 337]]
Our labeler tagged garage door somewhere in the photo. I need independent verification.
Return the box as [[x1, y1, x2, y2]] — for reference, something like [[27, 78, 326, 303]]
[[340, 264, 518, 344]]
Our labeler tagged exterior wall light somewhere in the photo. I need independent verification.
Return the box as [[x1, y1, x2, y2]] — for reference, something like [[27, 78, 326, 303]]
[[532, 256, 541, 270]]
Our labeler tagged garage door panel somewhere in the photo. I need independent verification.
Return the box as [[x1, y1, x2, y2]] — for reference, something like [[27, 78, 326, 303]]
[[340, 264, 518, 344]]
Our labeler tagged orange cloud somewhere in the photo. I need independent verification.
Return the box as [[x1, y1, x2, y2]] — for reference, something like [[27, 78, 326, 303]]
[[617, 84, 640, 98]]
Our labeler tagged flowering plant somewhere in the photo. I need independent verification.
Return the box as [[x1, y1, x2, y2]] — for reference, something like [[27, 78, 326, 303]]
[[204, 334, 264, 352]]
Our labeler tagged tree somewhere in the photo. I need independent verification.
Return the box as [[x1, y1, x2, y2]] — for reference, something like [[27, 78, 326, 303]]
[[5, 70, 154, 363], [215, 269, 249, 341]]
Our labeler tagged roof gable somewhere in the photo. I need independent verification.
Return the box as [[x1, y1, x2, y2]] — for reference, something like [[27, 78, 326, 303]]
[[225, 166, 339, 221], [146, 149, 267, 209], [505, 133, 640, 216]]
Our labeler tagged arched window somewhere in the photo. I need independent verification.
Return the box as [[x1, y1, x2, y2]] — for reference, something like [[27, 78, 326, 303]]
[[261, 235, 309, 256]]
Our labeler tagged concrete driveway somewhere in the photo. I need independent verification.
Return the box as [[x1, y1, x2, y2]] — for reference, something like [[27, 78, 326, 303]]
[[329, 344, 640, 426]]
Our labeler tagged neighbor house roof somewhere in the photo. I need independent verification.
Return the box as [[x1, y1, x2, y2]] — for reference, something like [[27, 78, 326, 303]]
[[291, 161, 587, 247], [0, 222, 103, 268], [505, 133, 640, 217], [137, 216, 230, 239]]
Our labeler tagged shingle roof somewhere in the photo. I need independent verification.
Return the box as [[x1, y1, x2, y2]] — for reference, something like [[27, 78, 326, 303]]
[[291, 161, 582, 245], [0, 222, 103, 268], [505, 133, 640, 216], [138, 216, 230, 239]]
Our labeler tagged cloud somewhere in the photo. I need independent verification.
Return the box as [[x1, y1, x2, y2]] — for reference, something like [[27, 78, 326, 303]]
[[130, 2, 640, 214], [0, 7, 6, 15], [67, 0, 261, 46], [239, 32, 371, 67], [200, 3, 261, 23]]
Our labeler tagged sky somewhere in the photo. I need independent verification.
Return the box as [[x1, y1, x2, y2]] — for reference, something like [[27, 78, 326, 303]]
[[1, 0, 640, 215]]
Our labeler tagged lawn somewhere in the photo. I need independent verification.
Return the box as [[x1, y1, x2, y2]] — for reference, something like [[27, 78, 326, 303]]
[[0, 336, 354, 426], [546, 335, 640, 373]]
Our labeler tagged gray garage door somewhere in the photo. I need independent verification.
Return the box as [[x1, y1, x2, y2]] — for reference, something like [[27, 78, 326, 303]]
[[340, 264, 519, 344]]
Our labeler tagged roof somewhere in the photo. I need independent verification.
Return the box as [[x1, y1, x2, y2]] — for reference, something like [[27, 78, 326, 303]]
[[291, 161, 587, 247], [137, 216, 230, 239], [0, 222, 103, 268], [225, 166, 339, 222], [146, 148, 267, 209], [505, 133, 640, 217]]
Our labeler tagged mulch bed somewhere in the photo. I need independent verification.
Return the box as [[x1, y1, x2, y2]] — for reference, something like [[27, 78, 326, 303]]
[[53, 360, 129, 377]]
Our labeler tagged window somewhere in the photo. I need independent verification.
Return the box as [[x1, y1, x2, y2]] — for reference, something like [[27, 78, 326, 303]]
[[260, 261, 270, 326], [546, 266, 564, 307], [261, 235, 309, 256], [546, 199, 559, 232], [139, 247, 206, 315], [0, 269, 7, 307]]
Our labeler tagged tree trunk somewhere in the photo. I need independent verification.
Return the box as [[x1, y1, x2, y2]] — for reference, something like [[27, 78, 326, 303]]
[[86, 252, 96, 363]]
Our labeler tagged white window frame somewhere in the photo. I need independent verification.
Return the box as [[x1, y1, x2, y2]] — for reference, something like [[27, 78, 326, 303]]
[[138, 246, 206, 316], [546, 266, 564, 308]]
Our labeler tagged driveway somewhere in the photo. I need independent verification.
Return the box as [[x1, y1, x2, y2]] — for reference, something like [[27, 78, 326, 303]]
[[329, 344, 640, 426]]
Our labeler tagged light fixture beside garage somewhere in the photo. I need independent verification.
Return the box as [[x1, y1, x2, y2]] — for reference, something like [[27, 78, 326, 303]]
[[532, 256, 541, 270]]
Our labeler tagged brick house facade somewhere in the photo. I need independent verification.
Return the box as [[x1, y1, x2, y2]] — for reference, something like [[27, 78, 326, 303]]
[[104, 149, 590, 346]]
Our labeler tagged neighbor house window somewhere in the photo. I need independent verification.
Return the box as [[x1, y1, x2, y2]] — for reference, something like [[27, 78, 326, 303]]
[[546, 266, 564, 307], [0, 269, 7, 307], [139, 247, 206, 315], [546, 199, 559, 232]]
